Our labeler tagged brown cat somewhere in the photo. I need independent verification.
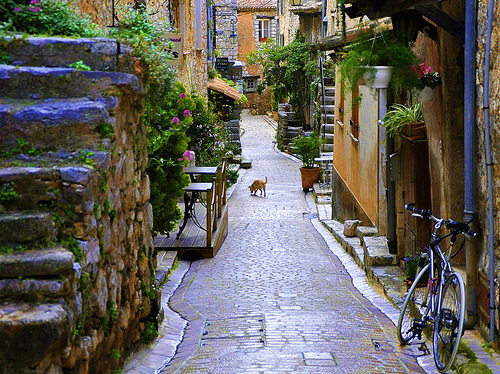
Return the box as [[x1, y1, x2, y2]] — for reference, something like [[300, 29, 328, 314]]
[[249, 177, 267, 197]]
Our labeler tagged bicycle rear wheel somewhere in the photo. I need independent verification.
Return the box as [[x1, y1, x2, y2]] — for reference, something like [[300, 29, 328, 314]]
[[433, 272, 465, 373], [397, 263, 431, 344]]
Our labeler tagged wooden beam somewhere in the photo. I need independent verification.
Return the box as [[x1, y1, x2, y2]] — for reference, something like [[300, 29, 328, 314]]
[[347, 0, 443, 20], [414, 4, 465, 40]]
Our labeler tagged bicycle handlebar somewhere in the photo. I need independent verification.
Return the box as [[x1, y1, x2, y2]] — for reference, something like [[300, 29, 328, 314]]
[[405, 203, 478, 238]]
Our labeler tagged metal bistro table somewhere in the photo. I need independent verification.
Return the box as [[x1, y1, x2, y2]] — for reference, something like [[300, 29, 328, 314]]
[[314, 153, 333, 187], [176, 166, 218, 239]]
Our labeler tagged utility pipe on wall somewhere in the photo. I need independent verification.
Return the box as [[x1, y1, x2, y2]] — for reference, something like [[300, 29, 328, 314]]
[[483, 0, 497, 344], [464, 0, 478, 329]]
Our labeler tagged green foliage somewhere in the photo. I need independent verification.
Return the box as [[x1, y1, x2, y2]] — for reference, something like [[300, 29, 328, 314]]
[[291, 133, 321, 169], [145, 81, 193, 234], [76, 150, 96, 167], [0, 182, 19, 202], [247, 34, 319, 127], [0, 137, 41, 159], [402, 248, 421, 280], [382, 102, 423, 138], [96, 122, 115, 138], [68, 60, 91, 71], [0, 0, 102, 37], [337, 28, 420, 97], [108, 4, 176, 84], [186, 93, 230, 167], [61, 236, 82, 262], [142, 321, 158, 343]]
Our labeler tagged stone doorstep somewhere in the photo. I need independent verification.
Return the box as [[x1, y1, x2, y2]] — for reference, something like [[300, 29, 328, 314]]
[[0, 211, 55, 244], [362, 236, 398, 267]]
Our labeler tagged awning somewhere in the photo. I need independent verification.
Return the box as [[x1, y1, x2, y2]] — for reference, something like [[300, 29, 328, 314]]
[[207, 78, 242, 101]]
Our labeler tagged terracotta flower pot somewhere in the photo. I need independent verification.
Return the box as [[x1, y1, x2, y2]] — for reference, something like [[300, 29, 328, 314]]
[[300, 167, 321, 191]]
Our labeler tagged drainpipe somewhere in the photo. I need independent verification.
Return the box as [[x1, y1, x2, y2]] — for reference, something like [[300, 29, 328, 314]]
[[463, 0, 478, 329], [379, 88, 396, 254], [483, 0, 497, 344]]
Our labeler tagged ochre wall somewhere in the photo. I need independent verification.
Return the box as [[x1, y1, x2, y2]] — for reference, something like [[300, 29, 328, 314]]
[[333, 82, 380, 227]]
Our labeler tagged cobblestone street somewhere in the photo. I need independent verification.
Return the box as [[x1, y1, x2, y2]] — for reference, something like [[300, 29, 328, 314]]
[[124, 114, 425, 373]]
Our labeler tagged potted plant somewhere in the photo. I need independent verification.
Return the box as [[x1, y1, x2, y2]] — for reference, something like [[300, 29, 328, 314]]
[[291, 133, 322, 191], [337, 28, 420, 97], [413, 63, 442, 102], [402, 248, 428, 289], [381, 102, 425, 140]]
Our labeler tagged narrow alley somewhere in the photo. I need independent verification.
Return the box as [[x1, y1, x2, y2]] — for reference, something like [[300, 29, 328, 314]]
[[123, 114, 425, 373]]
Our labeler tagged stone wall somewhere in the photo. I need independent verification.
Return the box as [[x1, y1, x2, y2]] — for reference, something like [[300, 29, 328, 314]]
[[0, 37, 156, 374], [475, 0, 500, 335]]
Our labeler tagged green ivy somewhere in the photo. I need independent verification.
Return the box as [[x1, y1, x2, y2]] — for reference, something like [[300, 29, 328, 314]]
[[0, 182, 19, 202]]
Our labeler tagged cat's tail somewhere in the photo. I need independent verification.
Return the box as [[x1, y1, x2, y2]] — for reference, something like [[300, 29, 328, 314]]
[[264, 176, 268, 184]]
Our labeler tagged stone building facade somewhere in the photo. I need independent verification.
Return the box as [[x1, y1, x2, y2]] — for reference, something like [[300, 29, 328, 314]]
[[74, 0, 209, 94]]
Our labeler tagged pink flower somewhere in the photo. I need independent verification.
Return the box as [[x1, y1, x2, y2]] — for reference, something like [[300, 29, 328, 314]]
[[183, 150, 192, 161], [29, 6, 41, 12], [30, 0, 41, 3], [183, 110, 191, 117], [14, 7, 22, 12], [171, 117, 180, 125], [180, 93, 186, 99]]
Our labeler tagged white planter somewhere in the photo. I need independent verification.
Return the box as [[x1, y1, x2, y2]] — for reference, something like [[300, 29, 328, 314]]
[[363, 66, 393, 89], [419, 86, 436, 102]]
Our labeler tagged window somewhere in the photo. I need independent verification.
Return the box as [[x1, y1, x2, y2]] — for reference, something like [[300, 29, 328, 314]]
[[259, 19, 270, 40], [244, 77, 258, 92], [350, 85, 360, 140]]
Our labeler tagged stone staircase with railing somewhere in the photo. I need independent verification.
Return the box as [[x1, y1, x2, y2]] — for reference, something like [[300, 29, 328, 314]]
[[0, 36, 154, 374], [318, 83, 335, 153]]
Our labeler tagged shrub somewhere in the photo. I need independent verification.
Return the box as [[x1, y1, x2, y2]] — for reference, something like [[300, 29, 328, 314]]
[[0, 0, 101, 36]]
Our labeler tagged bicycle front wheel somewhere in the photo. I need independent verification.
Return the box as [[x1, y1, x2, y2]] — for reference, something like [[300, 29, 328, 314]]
[[433, 272, 465, 373], [397, 263, 431, 344]]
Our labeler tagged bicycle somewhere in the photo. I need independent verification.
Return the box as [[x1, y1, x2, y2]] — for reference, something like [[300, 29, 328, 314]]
[[397, 203, 478, 373]]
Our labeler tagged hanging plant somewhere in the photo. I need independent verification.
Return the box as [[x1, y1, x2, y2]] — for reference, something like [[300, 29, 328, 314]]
[[381, 102, 424, 139], [337, 27, 420, 99]]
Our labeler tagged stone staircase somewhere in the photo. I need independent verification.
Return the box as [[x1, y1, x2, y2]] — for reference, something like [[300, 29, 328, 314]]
[[0, 37, 152, 373], [318, 83, 335, 153]]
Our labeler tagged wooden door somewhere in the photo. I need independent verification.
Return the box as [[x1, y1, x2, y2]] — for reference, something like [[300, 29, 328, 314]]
[[401, 138, 432, 255]]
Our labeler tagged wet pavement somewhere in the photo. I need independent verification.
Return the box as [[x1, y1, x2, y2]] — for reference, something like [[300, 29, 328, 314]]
[[123, 113, 426, 373]]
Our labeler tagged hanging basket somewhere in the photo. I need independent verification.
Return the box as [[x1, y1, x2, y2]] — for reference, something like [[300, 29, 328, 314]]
[[419, 86, 436, 102], [363, 66, 393, 89]]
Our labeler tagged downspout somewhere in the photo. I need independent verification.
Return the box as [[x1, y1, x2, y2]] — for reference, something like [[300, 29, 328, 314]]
[[484, 0, 497, 343], [464, 0, 478, 329]]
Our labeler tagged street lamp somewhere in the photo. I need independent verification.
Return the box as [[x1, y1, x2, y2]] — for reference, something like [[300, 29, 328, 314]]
[[229, 17, 238, 45], [290, 0, 304, 6]]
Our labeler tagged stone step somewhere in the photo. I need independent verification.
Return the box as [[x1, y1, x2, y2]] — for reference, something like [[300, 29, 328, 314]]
[[321, 133, 334, 139], [0, 97, 117, 153], [362, 236, 398, 267], [321, 123, 335, 132], [322, 143, 334, 152], [0, 246, 75, 278], [0, 277, 71, 300], [0, 211, 56, 245], [0, 300, 70, 371], [319, 96, 335, 104], [320, 104, 335, 113], [0, 65, 144, 100], [3, 36, 135, 73], [0, 166, 100, 212]]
